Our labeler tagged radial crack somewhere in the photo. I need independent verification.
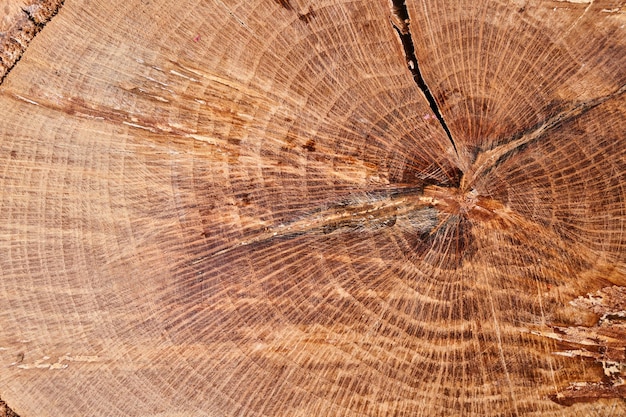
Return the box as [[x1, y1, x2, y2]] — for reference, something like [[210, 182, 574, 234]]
[[390, 0, 459, 158], [465, 83, 626, 187], [194, 186, 437, 262]]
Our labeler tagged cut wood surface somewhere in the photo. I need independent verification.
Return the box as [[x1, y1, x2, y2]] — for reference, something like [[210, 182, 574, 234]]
[[0, 0, 625, 416]]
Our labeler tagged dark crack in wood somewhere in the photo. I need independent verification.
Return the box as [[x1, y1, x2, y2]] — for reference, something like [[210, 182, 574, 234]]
[[274, 0, 293, 11], [194, 185, 437, 262], [390, 0, 459, 158], [0, 396, 19, 417], [465, 83, 626, 189]]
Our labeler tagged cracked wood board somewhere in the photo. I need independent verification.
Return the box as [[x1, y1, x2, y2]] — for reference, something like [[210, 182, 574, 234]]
[[0, 0, 625, 416]]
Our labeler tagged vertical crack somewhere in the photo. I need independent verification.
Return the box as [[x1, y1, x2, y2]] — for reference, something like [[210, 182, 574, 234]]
[[390, 1, 459, 158]]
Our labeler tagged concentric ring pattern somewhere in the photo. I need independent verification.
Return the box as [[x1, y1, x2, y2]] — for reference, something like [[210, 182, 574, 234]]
[[0, 0, 624, 416]]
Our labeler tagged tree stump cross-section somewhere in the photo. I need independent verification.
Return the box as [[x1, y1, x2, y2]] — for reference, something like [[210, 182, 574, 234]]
[[0, 0, 625, 416]]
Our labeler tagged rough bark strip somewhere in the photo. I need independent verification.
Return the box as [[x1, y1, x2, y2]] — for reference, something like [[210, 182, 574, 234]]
[[0, 397, 19, 417], [543, 286, 626, 406], [0, 0, 65, 85], [390, 0, 459, 158]]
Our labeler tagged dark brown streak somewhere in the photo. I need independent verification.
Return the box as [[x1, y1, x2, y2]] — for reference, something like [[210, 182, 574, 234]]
[[298, 9, 316, 24], [274, 0, 293, 11]]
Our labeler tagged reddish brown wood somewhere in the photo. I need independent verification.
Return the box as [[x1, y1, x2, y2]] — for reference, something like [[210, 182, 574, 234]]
[[0, 0, 624, 416]]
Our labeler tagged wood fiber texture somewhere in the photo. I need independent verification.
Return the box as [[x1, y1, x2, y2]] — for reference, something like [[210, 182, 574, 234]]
[[0, 0, 625, 416]]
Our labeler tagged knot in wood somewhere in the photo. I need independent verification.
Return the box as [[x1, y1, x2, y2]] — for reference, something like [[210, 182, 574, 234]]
[[424, 184, 503, 222]]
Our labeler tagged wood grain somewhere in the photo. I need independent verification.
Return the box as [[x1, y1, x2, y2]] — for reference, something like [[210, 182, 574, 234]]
[[0, 0, 624, 416]]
